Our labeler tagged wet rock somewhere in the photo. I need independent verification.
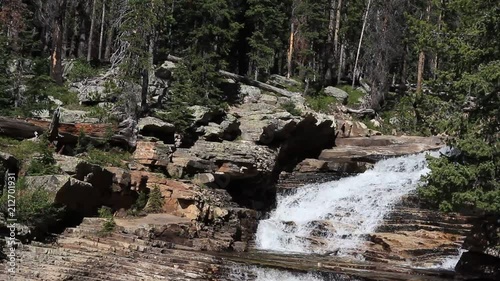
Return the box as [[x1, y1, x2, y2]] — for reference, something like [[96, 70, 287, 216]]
[[456, 215, 500, 280]]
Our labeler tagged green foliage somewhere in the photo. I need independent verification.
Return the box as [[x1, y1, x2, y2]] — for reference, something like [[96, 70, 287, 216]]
[[87, 103, 116, 123], [146, 185, 164, 213], [98, 206, 116, 235], [75, 129, 92, 154], [281, 100, 302, 116], [418, 58, 499, 214], [3, 135, 60, 175], [85, 148, 130, 168], [127, 191, 149, 216], [337, 85, 366, 106], [67, 59, 101, 81], [305, 94, 336, 113], [0, 177, 65, 232]]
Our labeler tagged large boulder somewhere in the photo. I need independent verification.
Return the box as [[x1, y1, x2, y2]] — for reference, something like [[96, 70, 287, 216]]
[[267, 74, 301, 90], [197, 114, 241, 142], [170, 140, 276, 180], [0, 152, 19, 175], [456, 215, 500, 280], [129, 171, 200, 220], [24, 175, 102, 216], [138, 117, 175, 143], [133, 141, 174, 167], [188, 105, 223, 125], [58, 107, 99, 124], [324, 86, 349, 103]]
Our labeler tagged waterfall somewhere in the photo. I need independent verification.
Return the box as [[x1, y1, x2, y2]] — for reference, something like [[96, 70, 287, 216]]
[[256, 150, 441, 256]]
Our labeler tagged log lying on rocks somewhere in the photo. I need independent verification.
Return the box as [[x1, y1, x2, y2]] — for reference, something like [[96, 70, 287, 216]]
[[166, 54, 299, 98], [342, 107, 376, 116], [0, 115, 137, 149], [219, 70, 299, 98]]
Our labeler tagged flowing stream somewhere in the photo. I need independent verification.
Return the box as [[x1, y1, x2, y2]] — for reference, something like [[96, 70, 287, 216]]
[[256, 150, 442, 257]]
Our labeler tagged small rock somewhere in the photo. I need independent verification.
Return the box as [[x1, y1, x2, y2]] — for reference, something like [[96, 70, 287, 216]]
[[370, 119, 381, 128]]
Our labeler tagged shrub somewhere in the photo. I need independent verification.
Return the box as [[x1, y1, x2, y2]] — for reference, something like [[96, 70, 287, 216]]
[[68, 59, 101, 81], [98, 206, 116, 235], [281, 100, 302, 116], [0, 177, 65, 233], [127, 191, 149, 216], [4, 135, 60, 176], [146, 185, 164, 213], [305, 94, 336, 113], [337, 85, 366, 106], [85, 148, 130, 168]]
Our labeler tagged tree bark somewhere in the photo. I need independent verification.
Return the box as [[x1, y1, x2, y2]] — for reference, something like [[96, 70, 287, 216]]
[[50, 15, 64, 85], [416, 50, 425, 95], [337, 43, 345, 84], [352, 0, 372, 87], [87, 0, 97, 62], [325, 0, 336, 83], [333, 0, 342, 57], [286, 22, 295, 79], [416, 1, 432, 95], [98, 0, 106, 61]]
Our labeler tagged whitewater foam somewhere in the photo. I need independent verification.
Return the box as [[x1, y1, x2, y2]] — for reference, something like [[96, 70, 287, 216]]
[[256, 150, 441, 256]]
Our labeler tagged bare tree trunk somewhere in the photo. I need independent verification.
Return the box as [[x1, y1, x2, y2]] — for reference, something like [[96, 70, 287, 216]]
[[416, 51, 425, 95], [325, 0, 336, 83], [286, 22, 295, 79], [352, 0, 372, 87], [51, 18, 64, 85], [333, 0, 342, 56], [337, 43, 344, 83], [98, 0, 106, 61], [416, 2, 431, 95], [87, 0, 97, 62], [104, 26, 114, 61]]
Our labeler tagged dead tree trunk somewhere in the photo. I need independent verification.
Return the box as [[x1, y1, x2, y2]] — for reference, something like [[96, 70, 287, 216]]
[[352, 0, 372, 87], [87, 0, 97, 62], [98, 0, 106, 61], [0, 116, 137, 149]]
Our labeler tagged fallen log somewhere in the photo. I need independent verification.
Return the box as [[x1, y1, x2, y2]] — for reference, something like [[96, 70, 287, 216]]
[[342, 107, 376, 116], [0, 116, 137, 149], [166, 55, 299, 98], [219, 70, 299, 98]]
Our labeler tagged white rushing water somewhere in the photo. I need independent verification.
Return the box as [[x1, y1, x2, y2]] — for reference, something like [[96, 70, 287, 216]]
[[256, 150, 441, 256], [228, 266, 362, 281]]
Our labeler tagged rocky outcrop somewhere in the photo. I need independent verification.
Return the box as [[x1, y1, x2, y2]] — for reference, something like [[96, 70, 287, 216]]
[[320, 136, 443, 164], [276, 136, 443, 191], [132, 140, 173, 167], [456, 215, 500, 280], [24, 175, 101, 216], [170, 140, 277, 180], [364, 201, 473, 267], [137, 117, 175, 143]]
